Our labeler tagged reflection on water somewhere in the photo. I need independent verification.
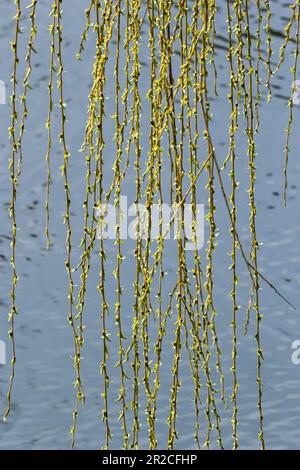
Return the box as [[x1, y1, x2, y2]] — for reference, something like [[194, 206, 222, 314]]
[[0, 0, 299, 449]]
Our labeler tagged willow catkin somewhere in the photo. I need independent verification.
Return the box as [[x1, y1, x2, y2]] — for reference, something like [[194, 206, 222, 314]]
[[5, 0, 21, 421]]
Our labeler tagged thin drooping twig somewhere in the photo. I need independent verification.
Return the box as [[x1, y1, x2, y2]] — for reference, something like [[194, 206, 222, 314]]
[[5, 0, 22, 422]]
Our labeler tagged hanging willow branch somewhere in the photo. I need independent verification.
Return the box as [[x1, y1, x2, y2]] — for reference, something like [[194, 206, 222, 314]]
[[17, 0, 37, 177], [5, 0, 21, 422], [2, 0, 299, 450]]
